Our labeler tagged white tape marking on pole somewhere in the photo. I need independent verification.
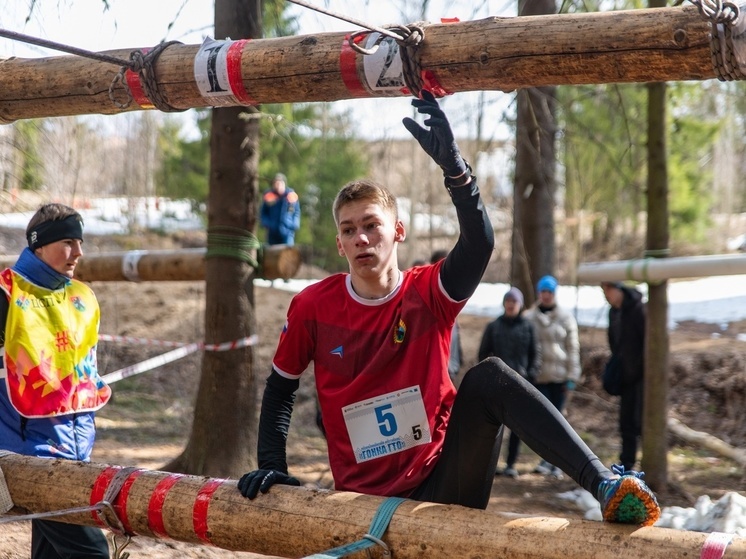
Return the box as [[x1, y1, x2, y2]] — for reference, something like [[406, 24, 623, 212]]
[[121, 250, 144, 282]]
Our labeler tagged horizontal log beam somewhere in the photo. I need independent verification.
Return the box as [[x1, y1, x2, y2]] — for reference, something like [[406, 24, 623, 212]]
[[0, 453, 743, 558], [0, 245, 301, 281], [577, 253, 746, 283], [0, 6, 719, 122]]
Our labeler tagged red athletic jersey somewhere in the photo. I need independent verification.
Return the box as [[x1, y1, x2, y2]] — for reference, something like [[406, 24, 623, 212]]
[[272, 262, 464, 497]]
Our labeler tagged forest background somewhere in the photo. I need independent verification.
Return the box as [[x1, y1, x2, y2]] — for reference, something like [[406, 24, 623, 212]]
[[1, 0, 745, 510], [3, 0, 745, 278]]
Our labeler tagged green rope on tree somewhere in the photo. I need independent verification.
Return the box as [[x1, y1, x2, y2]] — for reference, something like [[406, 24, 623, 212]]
[[206, 226, 261, 270]]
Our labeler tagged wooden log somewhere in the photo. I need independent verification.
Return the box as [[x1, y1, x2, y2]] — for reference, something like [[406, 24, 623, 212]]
[[260, 244, 303, 282], [0, 453, 743, 558], [0, 245, 301, 281], [0, 6, 718, 122]]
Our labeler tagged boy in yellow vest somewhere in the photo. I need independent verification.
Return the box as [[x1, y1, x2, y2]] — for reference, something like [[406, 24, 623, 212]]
[[0, 203, 111, 558]]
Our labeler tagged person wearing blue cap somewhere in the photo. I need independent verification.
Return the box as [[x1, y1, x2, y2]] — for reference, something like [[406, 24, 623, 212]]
[[478, 286, 540, 478], [524, 275, 581, 479]]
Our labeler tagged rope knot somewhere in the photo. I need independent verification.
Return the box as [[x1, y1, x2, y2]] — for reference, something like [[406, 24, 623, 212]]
[[396, 23, 426, 47], [349, 22, 427, 98], [128, 50, 146, 74], [691, 0, 746, 80], [108, 41, 185, 112], [395, 23, 427, 98]]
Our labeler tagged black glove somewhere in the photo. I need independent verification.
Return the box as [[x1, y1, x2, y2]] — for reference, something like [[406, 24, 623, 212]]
[[402, 89, 468, 179], [237, 469, 300, 499]]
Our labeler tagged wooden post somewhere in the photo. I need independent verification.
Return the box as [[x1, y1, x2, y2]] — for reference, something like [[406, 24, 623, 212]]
[[0, 454, 743, 558], [0, 6, 718, 122], [0, 245, 302, 281]]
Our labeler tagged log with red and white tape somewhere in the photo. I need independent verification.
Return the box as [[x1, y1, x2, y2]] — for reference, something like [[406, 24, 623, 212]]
[[0, 452, 743, 559]]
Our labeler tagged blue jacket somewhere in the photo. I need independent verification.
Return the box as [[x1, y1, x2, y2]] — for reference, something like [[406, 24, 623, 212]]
[[260, 187, 301, 245], [0, 249, 99, 461]]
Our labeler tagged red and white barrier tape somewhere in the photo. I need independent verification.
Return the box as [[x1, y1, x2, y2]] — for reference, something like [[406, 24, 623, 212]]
[[99, 334, 258, 352], [99, 334, 258, 384], [701, 532, 734, 559], [99, 334, 186, 348]]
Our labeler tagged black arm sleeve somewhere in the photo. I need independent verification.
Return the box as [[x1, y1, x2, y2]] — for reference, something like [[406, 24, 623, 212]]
[[256, 369, 300, 473], [439, 177, 495, 302]]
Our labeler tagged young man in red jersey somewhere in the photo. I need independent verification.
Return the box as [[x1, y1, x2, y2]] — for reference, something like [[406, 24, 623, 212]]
[[239, 91, 660, 525]]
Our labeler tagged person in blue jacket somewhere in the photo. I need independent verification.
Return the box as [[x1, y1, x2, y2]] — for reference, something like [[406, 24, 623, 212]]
[[0, 203, 111, 559], [260, 173, 301, 246]]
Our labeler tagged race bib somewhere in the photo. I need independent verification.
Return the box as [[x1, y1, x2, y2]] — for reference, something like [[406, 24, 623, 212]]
[[342, 385, 431, 463]]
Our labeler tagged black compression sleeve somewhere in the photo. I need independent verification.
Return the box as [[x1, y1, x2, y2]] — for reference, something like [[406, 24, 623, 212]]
[[257, 369, 300, 472], [440, 178, 494, 302]]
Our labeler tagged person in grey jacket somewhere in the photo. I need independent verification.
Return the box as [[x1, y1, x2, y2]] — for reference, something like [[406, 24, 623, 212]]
[[478, 287, 540, 477], [524, 275, 581, 478]]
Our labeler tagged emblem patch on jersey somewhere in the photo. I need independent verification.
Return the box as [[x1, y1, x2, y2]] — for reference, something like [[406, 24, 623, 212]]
[[330, 345, 344, 358], [14, 295, 30, 311], [393, 318, 406, 344], [70, 296, 86, 312]]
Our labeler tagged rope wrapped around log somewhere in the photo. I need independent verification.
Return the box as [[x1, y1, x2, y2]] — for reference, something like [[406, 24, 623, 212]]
[[0, 453, 744, 558]]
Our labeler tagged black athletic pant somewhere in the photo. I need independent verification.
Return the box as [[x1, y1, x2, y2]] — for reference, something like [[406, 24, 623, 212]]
[[504, 429, 521, 469], [32, 519, 109, 559], [410, 357, 611, 509], [619, 379, 643, 471]]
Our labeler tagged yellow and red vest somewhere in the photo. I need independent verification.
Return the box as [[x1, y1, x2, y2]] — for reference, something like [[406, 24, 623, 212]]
[[0, 268, 111, 418]]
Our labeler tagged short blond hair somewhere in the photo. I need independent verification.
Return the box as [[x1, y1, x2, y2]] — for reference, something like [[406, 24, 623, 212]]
[[332, 179, 398, 226]]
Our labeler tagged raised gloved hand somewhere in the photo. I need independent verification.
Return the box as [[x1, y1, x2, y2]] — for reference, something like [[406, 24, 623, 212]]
[[237, 469, 300, 499], [402, 89, 468, 179]]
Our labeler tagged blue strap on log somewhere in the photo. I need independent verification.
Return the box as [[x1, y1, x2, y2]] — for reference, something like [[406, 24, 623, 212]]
[[302, 496, 407, 558]]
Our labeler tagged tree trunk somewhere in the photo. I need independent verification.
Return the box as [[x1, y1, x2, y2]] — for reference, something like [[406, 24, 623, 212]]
[[0, 6, 718, 122], [3, 454, 745, 559], [511, 0, 557, 304], [642, 0, 670, 488], [165, 0, 262, 478]]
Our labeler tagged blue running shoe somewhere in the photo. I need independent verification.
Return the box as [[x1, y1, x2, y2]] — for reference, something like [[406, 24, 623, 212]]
[[597, 464, 660, 526]]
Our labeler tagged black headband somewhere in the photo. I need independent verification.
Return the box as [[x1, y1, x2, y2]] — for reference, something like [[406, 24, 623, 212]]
[[27, 215, 84, 251]]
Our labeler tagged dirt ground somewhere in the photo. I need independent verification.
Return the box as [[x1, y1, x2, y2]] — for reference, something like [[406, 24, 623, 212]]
[[0, 233, 745, 557]]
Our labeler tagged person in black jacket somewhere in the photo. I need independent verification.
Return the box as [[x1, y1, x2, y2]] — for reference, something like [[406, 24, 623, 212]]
[[478, 287, 540, 477], [601, 281, 646, 471]]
